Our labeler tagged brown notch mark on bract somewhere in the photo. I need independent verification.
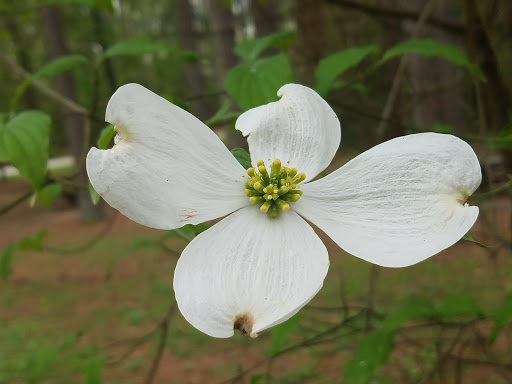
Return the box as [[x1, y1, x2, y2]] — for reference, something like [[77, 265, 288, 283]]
[[233, 313, 254, 336]]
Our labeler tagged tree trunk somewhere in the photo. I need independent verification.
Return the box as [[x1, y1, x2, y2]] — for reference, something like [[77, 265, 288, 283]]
[[291, 0, 327, 86], [40, 6, 103, 222], [404, 0, 465, 134], [206, 0, 245, 148], [250, 0, 280, 37], [175, 0, 212, 121]]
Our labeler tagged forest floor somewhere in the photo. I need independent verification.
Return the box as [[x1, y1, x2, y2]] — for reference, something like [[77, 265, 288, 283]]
[[0, 177, 511, 384]]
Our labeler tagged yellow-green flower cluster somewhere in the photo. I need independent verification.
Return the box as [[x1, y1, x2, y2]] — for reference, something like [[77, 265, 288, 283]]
[[244, 158, 305, 217]]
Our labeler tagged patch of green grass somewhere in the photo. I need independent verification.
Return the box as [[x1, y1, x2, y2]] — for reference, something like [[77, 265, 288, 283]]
[[0, 320, 103, 384]]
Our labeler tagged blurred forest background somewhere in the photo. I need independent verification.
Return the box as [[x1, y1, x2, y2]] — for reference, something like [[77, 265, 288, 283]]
[[1, 0, 512, 383]]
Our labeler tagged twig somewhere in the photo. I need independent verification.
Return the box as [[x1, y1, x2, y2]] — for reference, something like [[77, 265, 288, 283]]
[[217, 311, 370, 384], [327, 99, 411, 132], [0, 50, 103, 123], [365, 264, 378, 332], [326, 0, 464, 35], [0, 189, 33, 215], [144, 302, 177, 384], [44, 211, 117, 254]]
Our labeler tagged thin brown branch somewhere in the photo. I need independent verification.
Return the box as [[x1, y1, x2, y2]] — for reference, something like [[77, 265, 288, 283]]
[[217, 310, 370, 384], [365, 264, 378, 332], [0, 188, 33, 215], [144, 302, 177, 384], [326, 0, 464, 35], [44, 211, 117, 254], [0, 50, 92, 118]]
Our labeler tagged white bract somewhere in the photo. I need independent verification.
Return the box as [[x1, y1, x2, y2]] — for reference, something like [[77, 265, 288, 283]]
[[86, 83, 481, 338]]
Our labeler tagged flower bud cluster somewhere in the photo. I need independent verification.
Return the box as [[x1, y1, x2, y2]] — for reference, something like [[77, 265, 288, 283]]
[[244, 158, 305, 217]]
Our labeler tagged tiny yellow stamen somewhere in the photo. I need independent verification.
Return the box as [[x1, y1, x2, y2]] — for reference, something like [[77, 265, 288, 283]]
[[244, 158, 305, 217], [260, 201, 272, 213]]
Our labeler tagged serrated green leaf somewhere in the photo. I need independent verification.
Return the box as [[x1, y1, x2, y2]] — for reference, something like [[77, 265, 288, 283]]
[[102, 38, 196, 62], [314, 45, 376, 97], [271, 312, 301, 355], [381, 38, 484, 79], [1, 111, 51, 188], [88, 180, 100, 205], [97, 124, 115, 149], [18, 230, 48, 251], [490, 292, 512, 343], [33, 55, 87, 79], [225, 53, 292, 111], [234, 30, 294, 62], [231, 148, 251, 169], [462, 232, 487, 248], [0, 243, 16, 281], [36, 183, 63, 208], [437, 294, 485, 319]]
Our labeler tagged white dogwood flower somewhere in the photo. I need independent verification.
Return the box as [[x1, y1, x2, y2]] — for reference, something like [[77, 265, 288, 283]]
[[86, 83, 481, 338]]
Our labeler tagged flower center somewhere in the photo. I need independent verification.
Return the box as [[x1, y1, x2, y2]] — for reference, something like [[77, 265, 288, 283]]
[[244, 158, 305, 217]]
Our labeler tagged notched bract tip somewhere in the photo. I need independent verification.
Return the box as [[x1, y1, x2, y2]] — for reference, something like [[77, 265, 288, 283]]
[[233, 313, 255, 337]]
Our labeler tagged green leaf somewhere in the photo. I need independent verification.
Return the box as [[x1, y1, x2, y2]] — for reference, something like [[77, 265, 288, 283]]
[[490, 292, 512, 343], [193, 222, 208, 235], [9, 79, 32, 113], [234, 30, 295, 62], [94, 0, 113, 11], [314, 45, 377, 97], [18, 230, 48, 251], [436, 294, 485, 319], [249, 374, 265, 384], [0, 122, 8, 161], [343, 331, 394, 384], [33, 55, 87, 79], [381, 38, 484, 79], [97, 124, 115, 149], [0, 243, 16, 281], [225, 53, 292, 110], [88, 180, 100, 205], [231, 148, 251, 169], [163, 224, 206, 243], [54, 0, 95, 6], [271, 312, 301, 355], [205, 100, 240, 127], [344, 298, 435, 384], [381, 297, 436, 333], [432, 122, 453, 134], [102, 38, 166, 57], [0, 111, 51, 188], [102, 38, 196, 62], [83, 356, 104, 384], [36, 183, 63, 208], [462, 232, 487, 248]]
